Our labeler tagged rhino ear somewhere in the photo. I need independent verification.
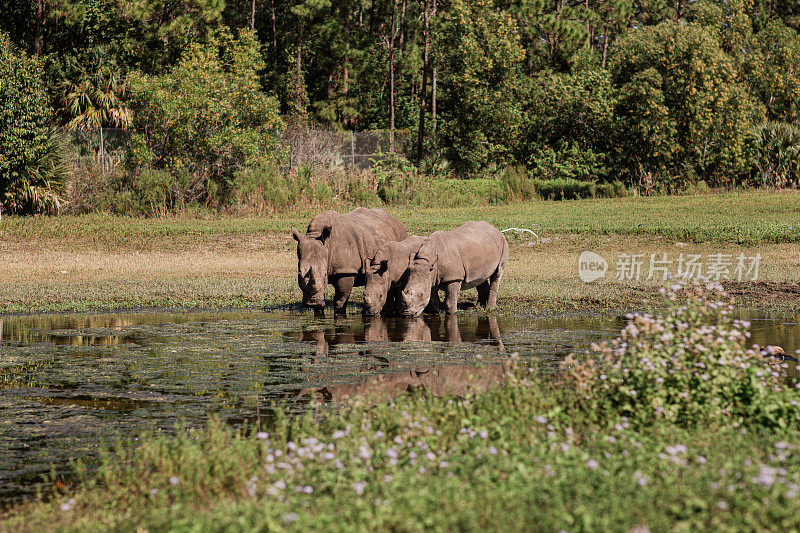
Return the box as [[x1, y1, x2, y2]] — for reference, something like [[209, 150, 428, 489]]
[[371, 259, 389, 275], [317, 225, 331, 244], [291, 226, 303, 242], [416, 239, 437, 268]]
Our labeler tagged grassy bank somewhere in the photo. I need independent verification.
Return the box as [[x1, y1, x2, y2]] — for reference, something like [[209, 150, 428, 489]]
[[3, 190, 800, 247], [3, 284, 800, 531], [1, 191, 799, 315]]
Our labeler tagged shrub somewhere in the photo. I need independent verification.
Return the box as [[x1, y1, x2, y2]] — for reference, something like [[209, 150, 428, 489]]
[[127, 28, 284, 209], [500, 166, 537, 201], [372, 150, 416, 205], [532, 178, 597, 200], [528, 142, 608, 182], [231, 162, 308, 213], [747, 122, 800, 188], [596, 180, 629, 198], [563, 281, 799, 428], [0, 32, 65, 214]]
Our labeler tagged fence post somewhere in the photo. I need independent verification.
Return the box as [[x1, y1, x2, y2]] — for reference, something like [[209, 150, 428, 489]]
[[99, 126, 105, 173], [351, 131, 355, 168]]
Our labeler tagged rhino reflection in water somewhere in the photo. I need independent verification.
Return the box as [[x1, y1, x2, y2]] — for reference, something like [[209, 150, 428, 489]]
[[296, 315, 509, 404], [297, 359, 512, 405]]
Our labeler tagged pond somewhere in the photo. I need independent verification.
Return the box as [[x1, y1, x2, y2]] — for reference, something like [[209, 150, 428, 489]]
[[0, 309, 798, 504]]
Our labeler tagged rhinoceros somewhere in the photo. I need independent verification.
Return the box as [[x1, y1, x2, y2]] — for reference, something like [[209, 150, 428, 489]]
[[400, 221, 508, 317], [363, 235, 426, 316], [291, 208, 408, 313]]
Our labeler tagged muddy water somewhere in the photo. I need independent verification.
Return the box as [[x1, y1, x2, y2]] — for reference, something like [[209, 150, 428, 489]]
[[0, 309, 797, 503]]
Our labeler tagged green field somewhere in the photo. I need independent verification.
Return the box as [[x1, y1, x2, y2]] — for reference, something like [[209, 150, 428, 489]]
[[3, 190, 799, 247], [1, 191, 799, 315]]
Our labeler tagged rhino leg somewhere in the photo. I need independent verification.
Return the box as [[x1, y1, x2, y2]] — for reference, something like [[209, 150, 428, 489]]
[[332, 275, 355, 314], [477, 281, 490, 307], [443, 281, 462, 314], [424, 287, 441, 314], [487, 268, 504, 309]]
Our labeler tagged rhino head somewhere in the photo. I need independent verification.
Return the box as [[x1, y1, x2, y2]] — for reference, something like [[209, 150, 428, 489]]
[[401, 242, 436, 318], [292, 225, 330, 309], [363, 248, 392, 316]]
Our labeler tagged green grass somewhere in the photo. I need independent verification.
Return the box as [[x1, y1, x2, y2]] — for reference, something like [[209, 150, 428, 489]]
[[2, 190, 799, 248], [3, 362, 799, 531]]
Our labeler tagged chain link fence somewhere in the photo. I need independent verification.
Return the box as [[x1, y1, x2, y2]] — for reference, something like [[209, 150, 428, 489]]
[[60, 127, 409, 172], [60, 128, 131, 171]]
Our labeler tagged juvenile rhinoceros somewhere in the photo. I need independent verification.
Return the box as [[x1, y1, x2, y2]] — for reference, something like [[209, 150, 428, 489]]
[[291, 208, 408, 313], [400, 221, 508, 317], [363, 235, 426, 316]]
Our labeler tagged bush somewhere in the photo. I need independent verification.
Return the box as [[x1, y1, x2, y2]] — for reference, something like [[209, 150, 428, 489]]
[[747, 122, 800, 188], [532, 178, 597, 200], [563, 281, 799, 428], [528, 142, 608, 182], [0, 32, 65, 214], [373, 150, 416, 204], [500, 166, 537, 201], [127, 28, 284, 209], [231, 162, 308, 213], [596, 180, 629, 198]]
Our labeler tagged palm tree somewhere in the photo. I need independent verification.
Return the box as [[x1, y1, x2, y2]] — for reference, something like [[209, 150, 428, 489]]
[[748, 122, 800, 188], [61, 47, 132, 171]]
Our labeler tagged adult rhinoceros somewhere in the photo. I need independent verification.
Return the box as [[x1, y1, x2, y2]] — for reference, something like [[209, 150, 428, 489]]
[[291, 208, 408, 313]]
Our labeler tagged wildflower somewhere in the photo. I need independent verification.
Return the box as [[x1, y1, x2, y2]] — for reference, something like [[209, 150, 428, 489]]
[[696, 456, 707, 464], [256, 431, 269, 440], [752, 465, 778, 487], [439, 460, 449, 468], [586, 459, 599, 470], [383, 475, 393, 483], [359, 445, 373, 460], [283, 512, 298, 523], [534, 415, 548, 424], [373, 431, 385, 439], [353, 481, 367, 495], [332, 430, 347, 439], [149, 488, 159, 496], [386, 448, 399, 459], [169, 476, 180, 485], [634, 472, 648, 486], [426, 451, 436, 461], [60, 498, 76, 512], [274, 480, 286, 489], [488, 446, 498, 455], [479, 430, 489, 439]]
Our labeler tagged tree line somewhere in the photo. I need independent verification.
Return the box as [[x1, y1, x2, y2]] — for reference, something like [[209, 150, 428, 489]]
[[2, 0, 800, 213]]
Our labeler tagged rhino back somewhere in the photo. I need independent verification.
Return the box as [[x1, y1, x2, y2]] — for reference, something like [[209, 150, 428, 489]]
[[435, 222, 507, 286], [327, 208, 409, 276]]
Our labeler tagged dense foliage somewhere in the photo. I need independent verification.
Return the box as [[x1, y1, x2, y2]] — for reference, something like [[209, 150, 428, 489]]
[[2, 0, 800, 212], [0, 32, 65, 213]]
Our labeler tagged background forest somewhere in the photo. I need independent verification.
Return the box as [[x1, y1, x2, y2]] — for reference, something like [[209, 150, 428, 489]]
[[2, 0, 800, 214]]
